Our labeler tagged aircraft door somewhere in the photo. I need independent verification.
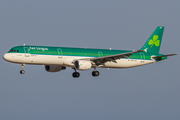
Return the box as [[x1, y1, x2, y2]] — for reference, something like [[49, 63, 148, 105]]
[[57, 48, 63, 58], [140, 53, 145, 63], [24, 47, 30, 57], [98, 52, 103, 57]]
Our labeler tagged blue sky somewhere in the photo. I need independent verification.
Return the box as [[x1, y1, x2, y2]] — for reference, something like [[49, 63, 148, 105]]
[[0, 0, 180, 120]]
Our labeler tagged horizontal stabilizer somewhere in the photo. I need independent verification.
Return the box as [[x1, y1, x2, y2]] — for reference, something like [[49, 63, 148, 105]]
[[152, 53, 178, 59]]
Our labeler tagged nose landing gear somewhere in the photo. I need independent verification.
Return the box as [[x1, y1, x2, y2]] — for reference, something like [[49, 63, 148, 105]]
[[20, 64, 25, 74], [20, 70, 25, 74]]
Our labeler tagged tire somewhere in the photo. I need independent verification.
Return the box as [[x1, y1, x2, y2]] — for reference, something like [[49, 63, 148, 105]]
[[20, 70, 25, 74], [72, 72, 80, 78], [92, 71, 99, 77]]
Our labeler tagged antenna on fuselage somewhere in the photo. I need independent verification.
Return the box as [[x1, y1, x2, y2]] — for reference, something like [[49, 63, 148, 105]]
[[23, 44, 25, 46], [110, 48, 112, 50]]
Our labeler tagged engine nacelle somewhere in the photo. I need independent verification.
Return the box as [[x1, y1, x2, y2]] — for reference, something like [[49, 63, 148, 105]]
[[45, 65, 66, 72], [74, 60, 92, 70]]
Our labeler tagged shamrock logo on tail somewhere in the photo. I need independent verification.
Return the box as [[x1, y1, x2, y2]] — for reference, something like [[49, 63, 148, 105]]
[[148, 35, 160, 47]]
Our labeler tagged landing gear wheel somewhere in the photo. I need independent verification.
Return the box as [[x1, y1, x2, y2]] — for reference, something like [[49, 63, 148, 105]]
[[20, 64, 25, 74], [20, 70, 25, 74], [92, 71, 99, 77], [72, 72, 80, 78]]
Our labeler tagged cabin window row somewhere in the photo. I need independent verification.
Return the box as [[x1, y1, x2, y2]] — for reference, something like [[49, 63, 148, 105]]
[[130, 56, 137, 58], [34, 51, 111, 56], [34, 51, 139, 58], [35, 51, 57, 54]]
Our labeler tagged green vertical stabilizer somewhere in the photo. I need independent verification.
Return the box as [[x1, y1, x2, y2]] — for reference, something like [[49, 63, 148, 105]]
[[140, 26, 164, 54]]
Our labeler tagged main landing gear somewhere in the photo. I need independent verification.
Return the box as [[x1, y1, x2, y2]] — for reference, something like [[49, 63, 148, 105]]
[[20, 64, 25, 74], [92, 68, 99, 77], [72, 68, 100, 78], [92, 71, 99, 77], [72, 69, 80, 78]]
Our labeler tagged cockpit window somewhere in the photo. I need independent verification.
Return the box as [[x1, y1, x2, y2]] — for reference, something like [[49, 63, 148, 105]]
[[8, 49, 19, 52]]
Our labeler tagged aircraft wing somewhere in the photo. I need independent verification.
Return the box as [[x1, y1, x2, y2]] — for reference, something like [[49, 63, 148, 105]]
[[152, 53, 178, 59], [80, 50, 143, 66]]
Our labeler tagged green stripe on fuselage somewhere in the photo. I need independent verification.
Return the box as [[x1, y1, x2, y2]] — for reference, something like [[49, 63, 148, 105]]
[[7, 45, 164, 60]]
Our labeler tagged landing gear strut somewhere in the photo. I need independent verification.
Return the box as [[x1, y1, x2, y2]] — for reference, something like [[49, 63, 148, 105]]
[[72, 68, 80, 78], [92, 68, 100, 77], [20, 64, 25, 74]]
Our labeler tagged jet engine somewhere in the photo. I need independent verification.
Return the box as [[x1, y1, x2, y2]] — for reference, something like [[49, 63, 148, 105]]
[[74, 60, 92, 70], [45, 65, 66, 72]]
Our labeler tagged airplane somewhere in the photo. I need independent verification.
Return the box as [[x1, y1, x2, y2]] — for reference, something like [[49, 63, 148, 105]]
[[3, 26, 178, 78]]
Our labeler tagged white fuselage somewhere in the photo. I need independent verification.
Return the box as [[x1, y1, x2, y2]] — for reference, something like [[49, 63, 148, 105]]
[[3, 53, 155, 69]]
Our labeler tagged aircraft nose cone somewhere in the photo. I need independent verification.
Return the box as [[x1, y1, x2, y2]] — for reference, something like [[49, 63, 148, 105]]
[[3, 53, 10, 61]]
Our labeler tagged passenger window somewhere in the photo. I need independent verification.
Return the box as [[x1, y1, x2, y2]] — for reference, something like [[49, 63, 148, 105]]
[[14, 50, 16, 52], [17, 50, 19, 52]]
